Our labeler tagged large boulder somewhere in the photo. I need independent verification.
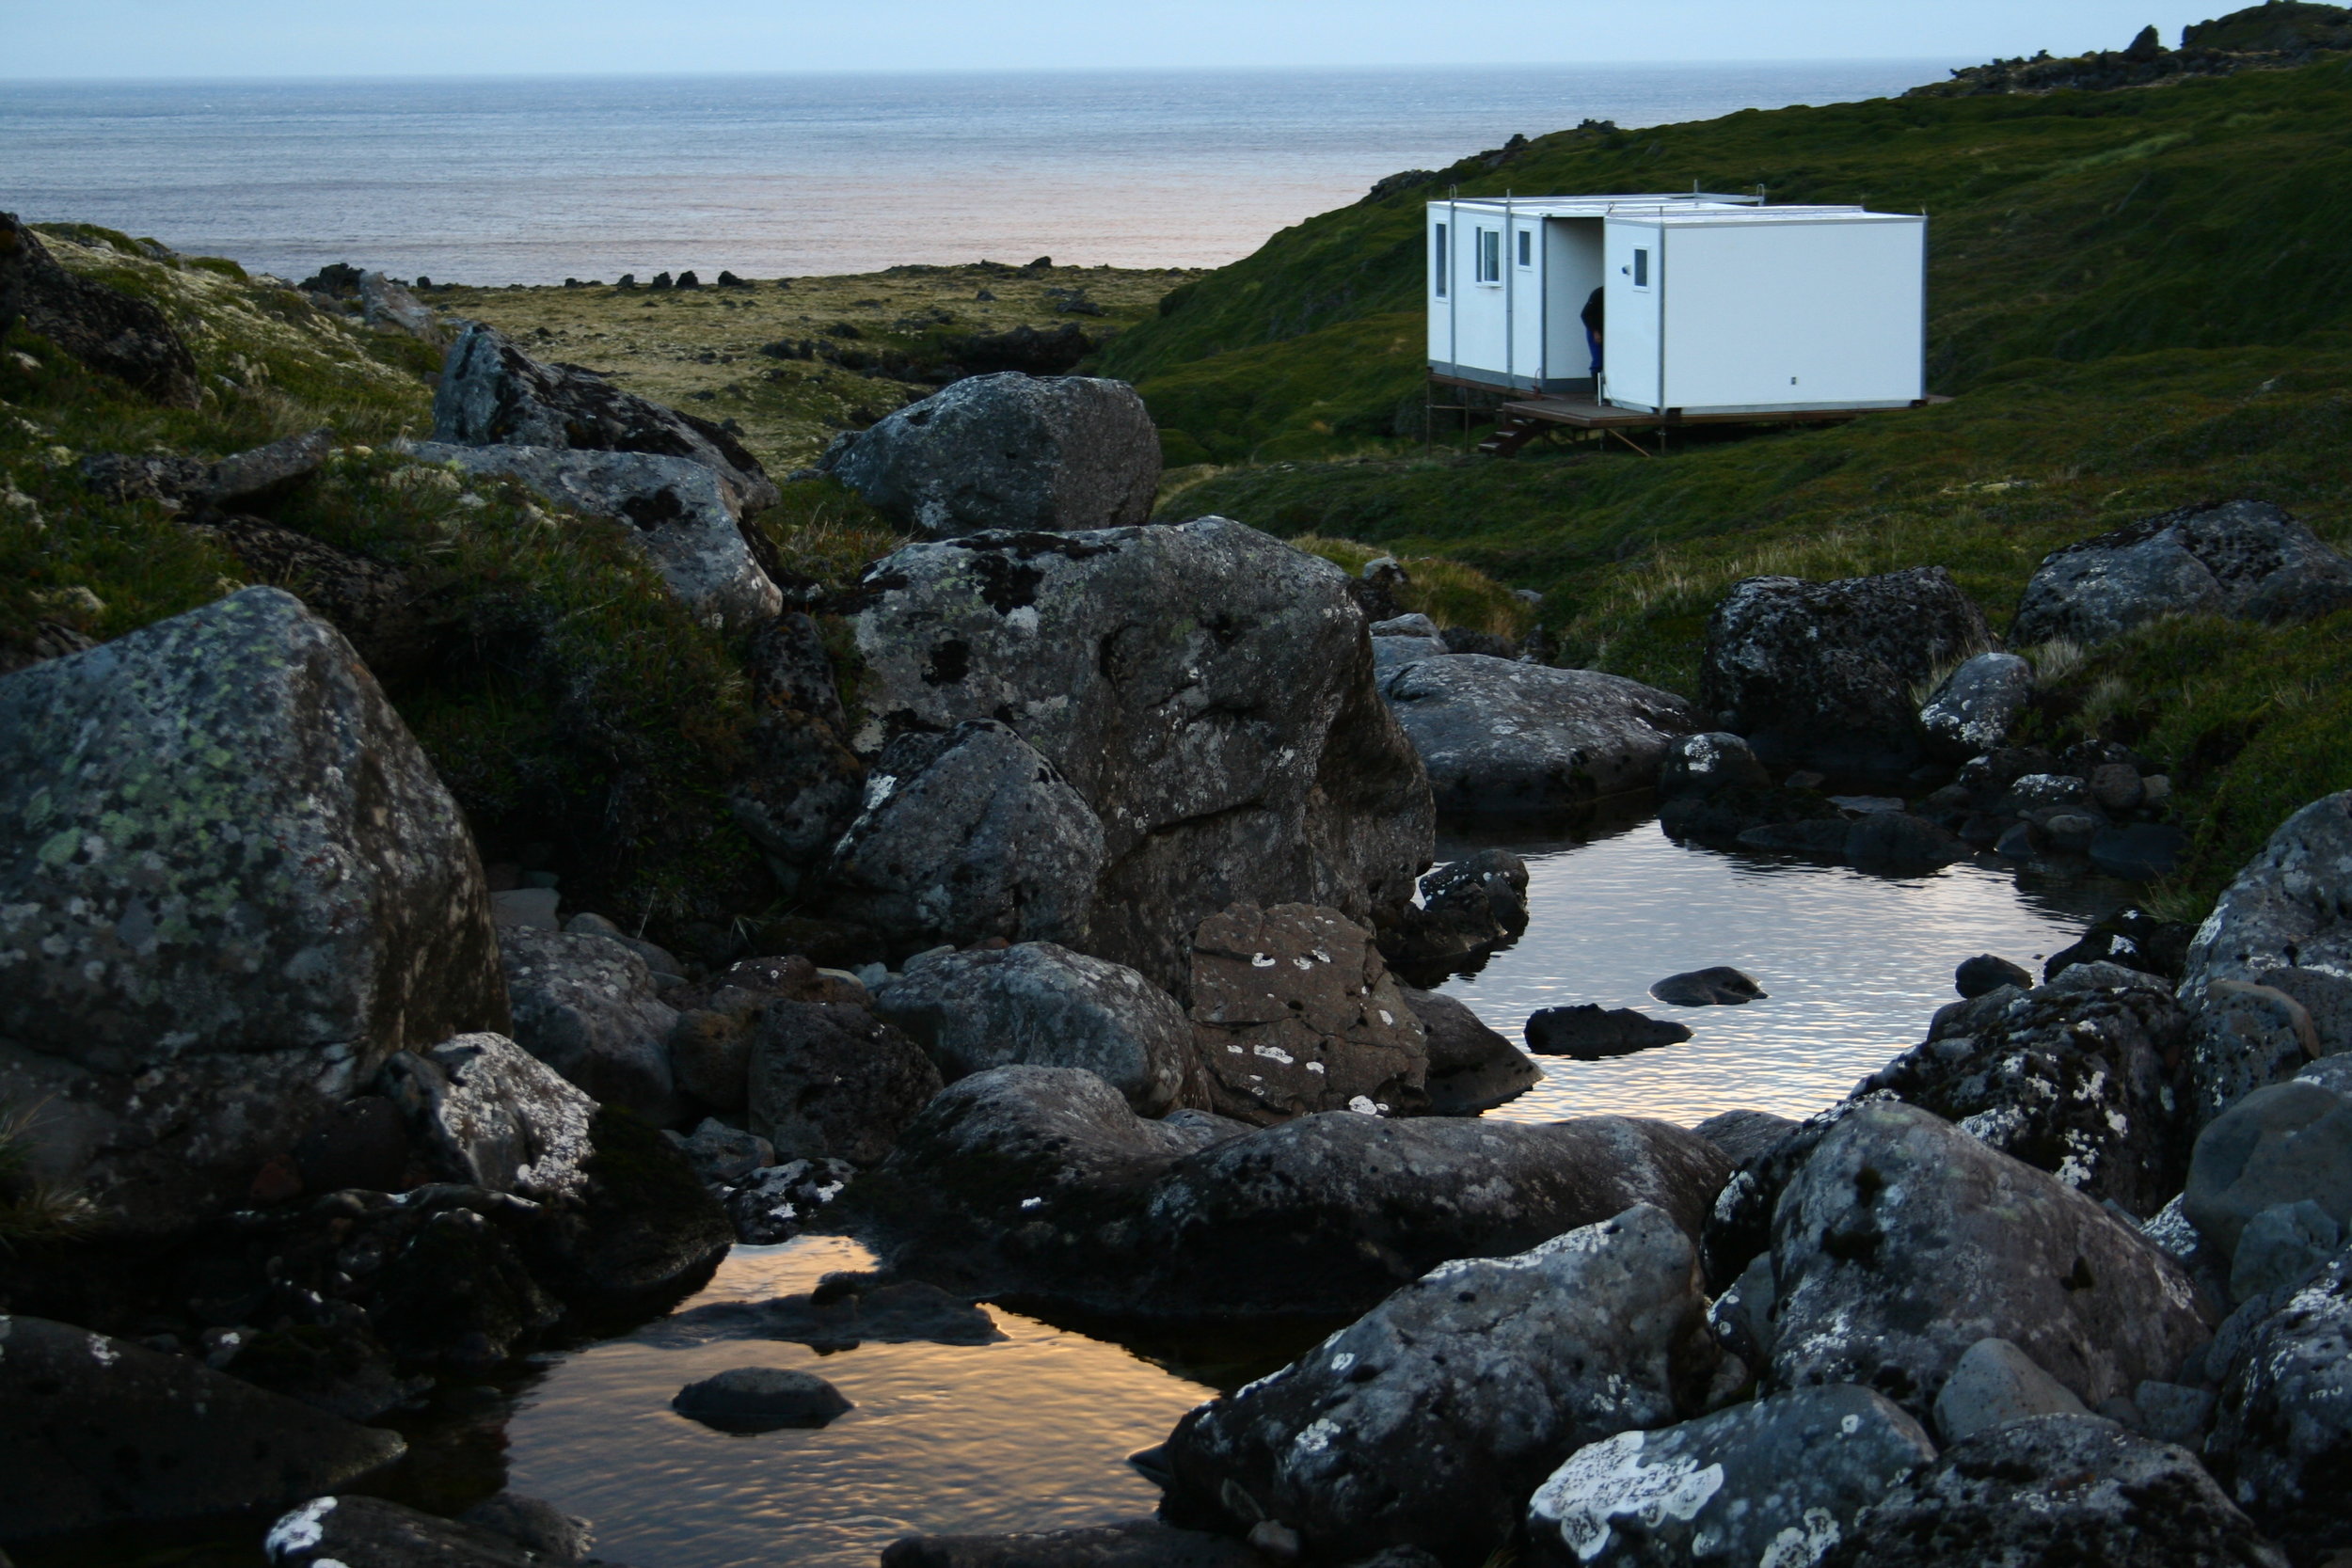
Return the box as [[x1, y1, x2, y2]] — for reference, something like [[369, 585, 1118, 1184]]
[[431, 322, 779, 513], [2011, 499, 2352, 646], [405, 442, 782, 626], [818, 372, 1159, 537], [0, 213, 199, 405], [1700, 567, 1996, 780], [850, 520, 1432, 994], [0, 588, 508, 1232], [728, 612, 866, 898], [2183, 1078, 2352, 1262], [0, 1316, 406, 1540], [872, 942, 1197, 1117], [1821, 1412, 2286, 1568], [1918, 650, 2034, 759], [1526, 1385, 1936, 1568], [744, 1000, 944, 1164], [1769, 1102, 2214, 1418], [2182, 789, 2352, 1005], [828, 720, 1105, 952], [1162, 1206, 1719, 1567], [1377, 657, 1696, 816], [1852, 962, 2191, 1216], [2206, 1252, 2352, 1554], [845, 1065, 1730, 1319], [377, 1032, 596, 1199], [498, 927, 681, 1124], [2185, 979, 2324, 1132], [1187, 902, 1428, 1123]]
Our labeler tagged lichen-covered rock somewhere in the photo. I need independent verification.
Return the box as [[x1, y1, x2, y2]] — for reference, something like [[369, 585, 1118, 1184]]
[[2183, 790, 2352, 1014], [1377, 849, 1530, 973], [2183, 1078, 2352, 1261], [873, 942, 1197, 1116], [1700, 568, 1996, 780], [819, 372, 1159, 537], [1918, 651, 2034, 759], [1657, 730, 1772, 799], [378, 1032, 595, 1199], [2011, 500, 2352, 646], [1400, 985, 1540, 1116], [2205, 1253, 2352, 1554], [1, 213, 200, 404], [1821, 1412, 2286, 1568], [829, 721, 1105, 952], [723, 1156, 858, 1244], [1852, 962, 2191, 1215], [1526, 1385, 1935, 1568], [1769, 1102, 2214, 1418], [1163, 1206, 1718, 1567], [265, 1495, 537, 1568], [1699, 1097, 1887, 1290], [431, 323, 779, 513], [850, 520, 1432, 995], [357, 270, 444, 342], [846, 1065, 1729, 1319], [1187, 902, 1428, 1123], [0, 588, 507, 1232], [406, 441, 782, 626], [0, 1317, 406, 1540], [1378, 656, 1697, 816], [2186, 979, 2323, 1131], [498, 927, 681, 1124], [745, 1000, 944, 1164]]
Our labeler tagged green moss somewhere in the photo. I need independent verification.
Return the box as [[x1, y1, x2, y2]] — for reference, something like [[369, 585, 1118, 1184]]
[[1287, 535, 1533, 638]]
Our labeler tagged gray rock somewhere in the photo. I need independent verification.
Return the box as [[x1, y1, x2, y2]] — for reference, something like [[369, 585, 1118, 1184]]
[[2263, 965, 2352, 1056], [881, 1521, 1263, 1568], [1162, 1206, 1718, 1566], [2012, 499, 2352, 646], [2301, 1055, 2352, 1095], [0, 1318, 405, 1540], [1657, 730, 1772, 800], [829, 721, 1105, 952], [1527, 1384, 1935, 1568], [850, 519, 1430, 995], [1701, 568, 1996, 780], [2188, 979, 2323, 1130], [1691, 1108, 1796, 1166], [745, 1000, 944, 1164], [2185, 791, 2352, 1022], [431, 322, 778, 513], [499, 927, 682, 1123], [2185, 1079, 2352, 1260], [2, 214, 200, 405], [405, 441, 782, 626], [672, 1366, 851, 1431], [1370, 613, 1440, 638], [872, 942, 1196, 1116], [1187, 902, 1427, 1123], [1379, 656, 1697, 816], [1919, 651, 2034, 759], [1371, 635, 1449, 672], [356, 270, 442, 342], [0, 587, 507, 1233], [2088, 761, 2146, 813], [1843, 811, 1970, 874], [1737, 816, 1854, 857], [1769, 1102, 2214, 1418], [378, 1032, 596, 1199], [671, 1117, 775, 1186], [1931, 1337, 2090, 1444], [2229, 1200, 2343, 1302], [564, 911, 682, 983], [1398, 986, 1539, 1115], [1956, 953, 2034, 997], [1524, 1005, 1692, 1058], [1379, 849, 1531, 970], [1650, 967, 1767, 1006], [459, 1492, 593, 1565], [846, 1064, 1731, 1319], [209, 427, 335, 506], [1854, 965, 2190, 1215], [265, 1496, 536, 1568], [1822, 1412, 2286, 1568], [490, 886, 560, 930], [819, 372, 1158, 537], [183, 514, 445, 686], [2134, 1380, 2217, 1447], [2205, 1251, 2352, 1553], [722, 1156, 858, 1244]]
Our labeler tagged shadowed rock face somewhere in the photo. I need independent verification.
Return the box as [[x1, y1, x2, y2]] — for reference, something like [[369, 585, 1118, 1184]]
[[850, 519, 1432, 995], [0, 588, 509, 1231], [0, 213, 200, 405]]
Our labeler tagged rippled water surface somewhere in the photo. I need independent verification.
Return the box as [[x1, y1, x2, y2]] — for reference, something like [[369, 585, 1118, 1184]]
[[1442, 809, 2132, 1125]]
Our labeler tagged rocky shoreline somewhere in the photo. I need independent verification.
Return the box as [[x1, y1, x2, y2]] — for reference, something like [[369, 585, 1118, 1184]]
[[5, 213, 2352, 1568]]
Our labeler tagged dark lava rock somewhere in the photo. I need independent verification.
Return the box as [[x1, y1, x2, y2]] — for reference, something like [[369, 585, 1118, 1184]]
[[1689, 1108, 1795, 1166], [188, 515, 446, 684], [432, 321, 778, 514], [2184, 1078, 2352, 1261], [1162, 1205, 1718, 1567], [1657, 730, 1772, 799], [821, 372, 1159, 537], [2185, 980, 2324, 1132], [0, 213, 199, 404], [2256, 965, 2352, 1056], [882, 1520, 1263, 1568], [1649, 967, 1767, 1006], [721, 1156, 858, 1244], [850, 519, 1431, 997], [499, 926, 682, 1125], [2184, 789, 2352, 1006], [2091, 821, 2190, 880], [2206, 1251, 2352, 1555], [671, 1366, 851, 1431], [1700, 567, 1996, 782], [1524, 1005, 1692, 1059], [0, 1317, 405, 1539], [264, 1495, 542, 1568], [538, 1105, 734, 1312], [1820, 1413, 2286, 1568], [844, 1064, 1729, 1320], [1526, 1385, 1935, 1568], [2012, 499, 2352, 644], [746, 1000, 944, 1164], [1854, 962, 2191, 1215], [2048, 905, 2197, 985], [1955, 953, 2035, 998], [666, 1274, 1000, 1352], [1769, 1102, 2214, 1418], [1378, 848, 1530, 972], [1400, 986, 1539, 1116], [0, 588, 508, 1234], [1699, 1097, 1887, 1289], [1379, 657, 1695, 816], [290, 1094, 411, 1196], [459, 1492, 594, 1564], [1734, 816, 1853, 858], [1843, 811, 1970, 875]]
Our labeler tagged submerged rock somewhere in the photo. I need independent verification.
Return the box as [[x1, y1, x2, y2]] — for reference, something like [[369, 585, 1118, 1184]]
[[1523, 1005, 1692, 1059], [1649, 967, 1767, 1006], [1378, 657, 1697, 816], [671, 1366, 851, 1431]]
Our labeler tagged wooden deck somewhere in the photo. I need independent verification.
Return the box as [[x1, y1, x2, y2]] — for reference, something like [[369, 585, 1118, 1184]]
[[1427, 372, 1947, 456]]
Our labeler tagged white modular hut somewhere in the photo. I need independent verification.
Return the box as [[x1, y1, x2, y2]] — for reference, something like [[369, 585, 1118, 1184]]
[[1426, 193, 1928, 415]]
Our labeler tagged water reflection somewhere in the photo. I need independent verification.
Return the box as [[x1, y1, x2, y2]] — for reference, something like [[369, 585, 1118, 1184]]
[[1439, 815, 2132, 1124]]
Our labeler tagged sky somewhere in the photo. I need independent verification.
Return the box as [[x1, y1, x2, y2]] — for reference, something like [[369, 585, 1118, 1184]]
[[2, 0, 2240, 77]]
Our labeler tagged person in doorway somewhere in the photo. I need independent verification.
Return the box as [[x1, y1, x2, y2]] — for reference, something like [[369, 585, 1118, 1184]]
[[1581, 286, 1605, 379]]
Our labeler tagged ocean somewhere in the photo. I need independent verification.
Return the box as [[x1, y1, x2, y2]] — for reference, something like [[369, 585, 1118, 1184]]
[[3, 62, 1955, 284]]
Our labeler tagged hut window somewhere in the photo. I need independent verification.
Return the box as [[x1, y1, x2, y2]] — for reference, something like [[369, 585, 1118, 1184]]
[[1433, 224, 1448, 297], [1517, 230, 1534, 268], [1476, 229, 1502, 283], [1632, 247, 1651, 289]]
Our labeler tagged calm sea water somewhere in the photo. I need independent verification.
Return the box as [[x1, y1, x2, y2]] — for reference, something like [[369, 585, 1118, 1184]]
[[2, 63, 1952, 283]]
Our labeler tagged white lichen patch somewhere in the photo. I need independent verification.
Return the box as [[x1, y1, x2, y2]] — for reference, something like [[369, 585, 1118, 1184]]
[[1530, 1430, 1724, 1561]]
